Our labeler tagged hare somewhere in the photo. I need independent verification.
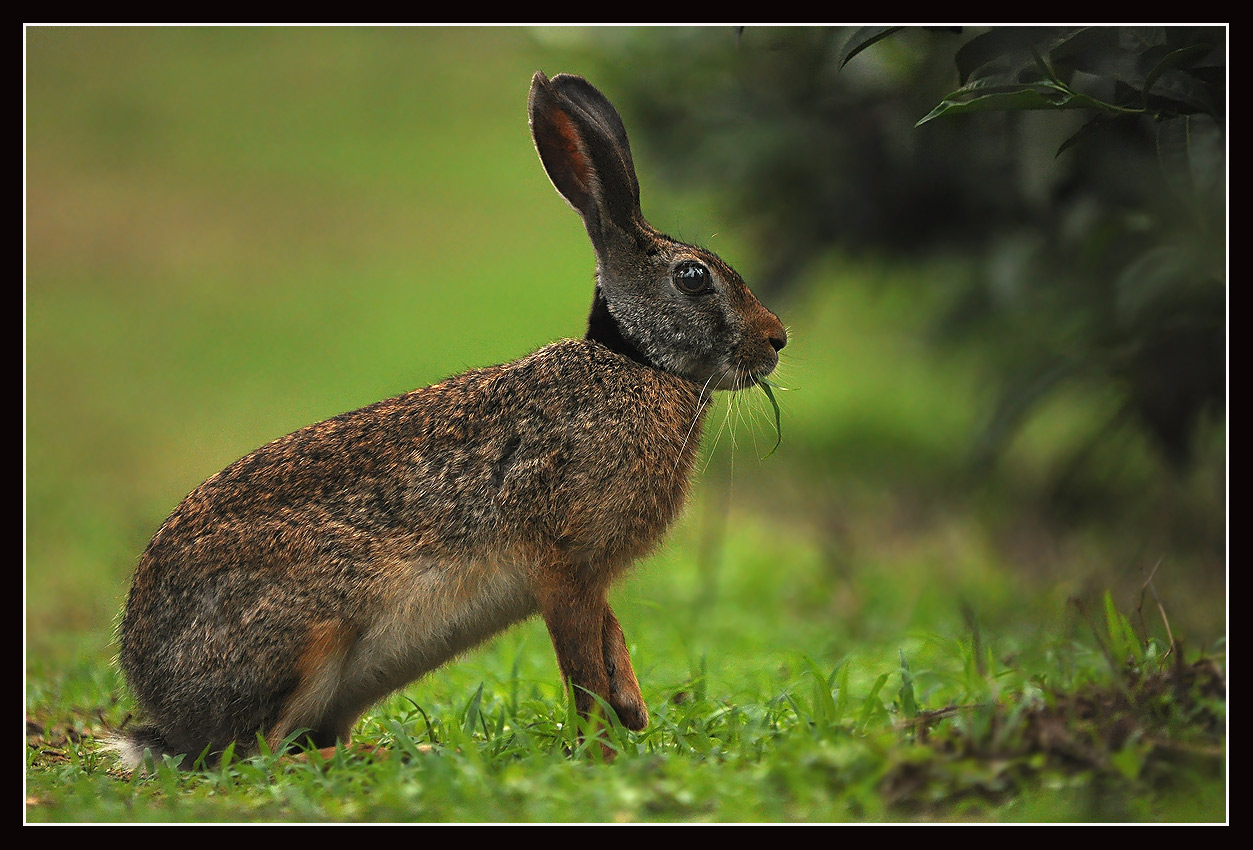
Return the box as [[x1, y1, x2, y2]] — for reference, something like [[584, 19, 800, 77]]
[[114, 71, 786, 769]]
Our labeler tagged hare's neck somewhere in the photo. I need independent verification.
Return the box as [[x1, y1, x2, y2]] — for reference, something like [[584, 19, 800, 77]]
[[585, 286, 656, 371]]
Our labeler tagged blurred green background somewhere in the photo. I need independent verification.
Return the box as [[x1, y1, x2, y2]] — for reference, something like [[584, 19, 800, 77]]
[[26, 26, 1225, 692]]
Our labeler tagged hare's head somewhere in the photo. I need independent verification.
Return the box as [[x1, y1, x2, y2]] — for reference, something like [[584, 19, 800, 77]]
[[529, 72, 786, 393]]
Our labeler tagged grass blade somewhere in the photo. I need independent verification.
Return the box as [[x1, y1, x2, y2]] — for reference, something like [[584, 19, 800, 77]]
[[757, 379, 783, 458]]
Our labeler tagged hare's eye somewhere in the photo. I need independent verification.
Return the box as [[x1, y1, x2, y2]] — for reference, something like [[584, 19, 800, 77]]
[[672, 262, 712, 296]]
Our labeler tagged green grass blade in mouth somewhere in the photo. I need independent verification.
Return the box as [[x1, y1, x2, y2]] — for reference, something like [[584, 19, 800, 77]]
[[758, 378, 783, 459]]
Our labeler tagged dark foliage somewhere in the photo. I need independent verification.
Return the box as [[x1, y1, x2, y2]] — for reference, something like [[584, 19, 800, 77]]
[[590, 26, 1226, 471]]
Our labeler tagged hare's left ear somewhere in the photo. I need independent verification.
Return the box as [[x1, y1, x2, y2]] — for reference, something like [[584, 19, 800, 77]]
[[528, 71, 642, 239]]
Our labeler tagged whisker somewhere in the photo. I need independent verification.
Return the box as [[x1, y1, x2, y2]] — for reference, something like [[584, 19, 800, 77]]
[[699, 366, 738, 476], [735, 368, 759, 459], [673, 371, 720, 481]]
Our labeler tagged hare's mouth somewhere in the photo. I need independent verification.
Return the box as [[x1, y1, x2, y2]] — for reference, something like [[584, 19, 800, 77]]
[[682, 346, 779, 393], [711, 360, 777, 392]]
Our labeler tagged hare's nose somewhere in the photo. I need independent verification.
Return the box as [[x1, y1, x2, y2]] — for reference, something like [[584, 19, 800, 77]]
[[758, 308, 787, 353]]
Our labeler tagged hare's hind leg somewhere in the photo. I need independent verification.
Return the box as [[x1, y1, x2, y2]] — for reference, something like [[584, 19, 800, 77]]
[[266, 619, 361, 752]]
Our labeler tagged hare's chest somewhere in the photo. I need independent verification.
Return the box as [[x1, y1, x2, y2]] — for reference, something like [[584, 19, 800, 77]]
[[562, 425, 703, 566]]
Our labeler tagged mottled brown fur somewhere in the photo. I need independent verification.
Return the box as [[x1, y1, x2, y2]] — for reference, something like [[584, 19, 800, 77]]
[[114, 72, 784, 768]]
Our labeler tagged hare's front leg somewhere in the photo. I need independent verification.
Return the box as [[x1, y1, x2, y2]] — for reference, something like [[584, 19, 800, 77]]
[[533, 567, 646, 734], [602, 607, 648, 730]]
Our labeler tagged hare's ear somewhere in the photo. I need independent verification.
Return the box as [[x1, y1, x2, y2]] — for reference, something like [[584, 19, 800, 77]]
[[529, 71, 642, 238]]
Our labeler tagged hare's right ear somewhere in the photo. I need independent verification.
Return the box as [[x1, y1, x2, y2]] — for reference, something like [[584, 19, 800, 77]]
[[528, 71, 643, 240]]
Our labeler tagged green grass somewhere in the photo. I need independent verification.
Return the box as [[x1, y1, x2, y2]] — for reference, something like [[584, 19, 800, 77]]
[[25, 26, 1225, 822], [25, 513, 1227, 821]]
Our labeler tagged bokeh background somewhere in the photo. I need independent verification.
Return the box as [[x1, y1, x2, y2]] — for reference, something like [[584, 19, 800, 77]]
[[26, 27, 1225, 691]]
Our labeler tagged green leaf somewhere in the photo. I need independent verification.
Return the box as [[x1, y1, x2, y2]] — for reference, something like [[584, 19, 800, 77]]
[[218, 740, 235, 770], [1044, 26, 1122, 77], [690, 652, 708, 703], [857, 672, 891, 731], [954, 27, 1054, 84], [917, 82, 1134, 127], [462, 683, 484, 736], [191, 742, 214, 771], [1103, 590, 1142, 664], [1055, 115, 1106, 158], [1144, 68, 1221, 116], [757, 378, 783, 458], [802, 656, 838, 726], [1142, 43, 1213, 97], [837, 27, 902, 70], [835, 660, 851, 723], [385, 719, 426, 761]]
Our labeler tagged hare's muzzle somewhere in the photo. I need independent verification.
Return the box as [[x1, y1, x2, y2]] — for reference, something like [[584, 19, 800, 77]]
[[755, 309, 788, 375]]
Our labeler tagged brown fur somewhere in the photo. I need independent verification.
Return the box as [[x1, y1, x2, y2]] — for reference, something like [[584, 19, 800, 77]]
[[114, 72, 785, 768]]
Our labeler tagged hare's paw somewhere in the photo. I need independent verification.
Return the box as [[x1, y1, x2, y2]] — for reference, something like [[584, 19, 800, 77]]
[[602, 607, 648, 730], [608, 687, 649, 731]]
